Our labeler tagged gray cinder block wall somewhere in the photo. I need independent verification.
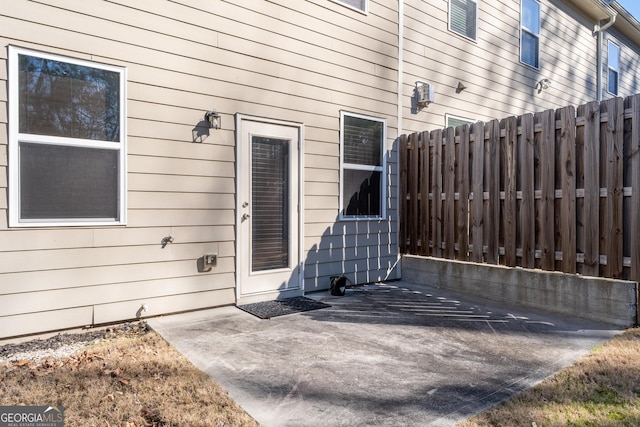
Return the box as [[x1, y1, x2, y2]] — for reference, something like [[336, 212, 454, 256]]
[[402, 255, 638, 327]]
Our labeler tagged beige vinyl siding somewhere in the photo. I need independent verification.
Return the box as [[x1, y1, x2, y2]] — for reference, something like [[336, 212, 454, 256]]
[[603, 30, 640, 100], [618, 39, 640, 97], [0, 1, 232, 336], [402, 0, 599, 132], [0, 0, 400, 337]]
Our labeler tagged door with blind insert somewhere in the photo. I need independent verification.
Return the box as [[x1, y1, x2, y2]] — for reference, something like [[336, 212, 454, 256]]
[[236, 116, 301, 302]]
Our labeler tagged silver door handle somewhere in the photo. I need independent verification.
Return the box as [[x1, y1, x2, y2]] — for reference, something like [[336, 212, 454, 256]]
[[242, 213, 250, 221]]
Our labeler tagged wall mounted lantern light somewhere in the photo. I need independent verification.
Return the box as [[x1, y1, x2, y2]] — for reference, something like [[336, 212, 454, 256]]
[[204, 110, 221, 129], [536, 78, 551, 93]]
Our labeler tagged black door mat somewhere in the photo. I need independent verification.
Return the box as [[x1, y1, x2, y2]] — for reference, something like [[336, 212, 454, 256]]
[[237, 296, 331, 319]]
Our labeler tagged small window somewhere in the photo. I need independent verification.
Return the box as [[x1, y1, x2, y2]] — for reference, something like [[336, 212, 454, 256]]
[[8, 47, 126, 226], [331, 0, 367, 13], [446, 114, 474, 129], [607, 40, 620, 95], [340, 111, 386, 219], [521, 0, 540, 68], [449, 0, 477, 41]]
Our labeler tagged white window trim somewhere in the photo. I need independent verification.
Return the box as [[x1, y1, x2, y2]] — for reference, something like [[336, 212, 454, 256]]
[[607, 39, 620, 96], [445, 114, 475, 128], [329, 0, 368, 14], [448, 0, 479, 42], [520, 0, 541, 69], [8, 46, 127, 227], [339, 111, 387, 221]]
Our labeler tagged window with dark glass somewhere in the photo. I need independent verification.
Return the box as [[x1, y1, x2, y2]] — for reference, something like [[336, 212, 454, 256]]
[[340, 112, 386, 219], [251, 136, 290, 271], [9, 47, 126, 226], [449, 0, 477, 40], [521, 0, 540, 68], [608, 40, 620, 95]]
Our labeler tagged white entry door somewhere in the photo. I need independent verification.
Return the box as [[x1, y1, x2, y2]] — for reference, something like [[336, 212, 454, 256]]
[[236, 116, 302, 303]]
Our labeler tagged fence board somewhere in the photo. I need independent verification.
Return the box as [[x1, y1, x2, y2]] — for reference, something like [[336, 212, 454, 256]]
[[557, 106, 577, 273], [444, 127, 456, 258], [502, 116, 518, 267], [399, 94, 640, 284], [602, 97, 624, 278], [456, 125, 470, 261], [581, 101, 600, 276], [471, 122, 484, 262], [486, 120, 500, 264], [409, 132, 420, 255], [431, 130, 443, 257], [536, 109, 555, 270], [420, 131, 430, 256], [520, 114, 535, 268]]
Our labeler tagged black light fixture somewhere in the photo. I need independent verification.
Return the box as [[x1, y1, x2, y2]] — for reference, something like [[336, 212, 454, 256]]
[[204, 110, 221, 129]]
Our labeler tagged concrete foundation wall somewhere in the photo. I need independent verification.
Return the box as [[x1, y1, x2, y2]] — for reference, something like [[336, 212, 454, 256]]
[[402, 255, 638, 327]]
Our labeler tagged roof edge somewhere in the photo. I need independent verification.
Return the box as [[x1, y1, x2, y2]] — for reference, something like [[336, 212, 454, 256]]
[[565, 0, 640, 46]]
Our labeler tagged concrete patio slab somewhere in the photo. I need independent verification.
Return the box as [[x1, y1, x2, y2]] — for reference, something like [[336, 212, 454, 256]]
[[148, 280, 622, 427]]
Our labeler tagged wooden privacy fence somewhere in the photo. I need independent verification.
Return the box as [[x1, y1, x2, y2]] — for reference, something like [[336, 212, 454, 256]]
[[399, 94, 640, 283]]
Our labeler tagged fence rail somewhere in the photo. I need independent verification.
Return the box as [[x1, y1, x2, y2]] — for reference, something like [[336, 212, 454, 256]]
[[399, 95, 640, 283]]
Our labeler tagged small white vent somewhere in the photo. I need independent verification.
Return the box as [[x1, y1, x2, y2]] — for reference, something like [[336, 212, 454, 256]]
[[416, 81, 435, 106]]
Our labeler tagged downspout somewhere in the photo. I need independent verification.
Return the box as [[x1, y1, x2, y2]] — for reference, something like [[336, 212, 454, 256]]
[[397, 0, 404, 138], [396, 0, 404, 278], [594, 6, 617, 101]]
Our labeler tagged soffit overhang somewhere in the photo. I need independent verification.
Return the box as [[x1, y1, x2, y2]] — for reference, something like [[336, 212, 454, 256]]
[[565, 0, 640, 46]]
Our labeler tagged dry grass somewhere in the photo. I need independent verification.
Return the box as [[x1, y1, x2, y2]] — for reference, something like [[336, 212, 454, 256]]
[[458, 328, 640, 427], [0, 329, 258, 427]]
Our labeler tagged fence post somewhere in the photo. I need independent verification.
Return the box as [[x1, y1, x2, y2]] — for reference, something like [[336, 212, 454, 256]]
[[399, 134, 408, 254], [630, 95, 640, 284]]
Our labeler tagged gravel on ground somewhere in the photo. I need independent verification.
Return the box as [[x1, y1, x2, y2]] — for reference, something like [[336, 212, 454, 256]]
[[0, 322, 149, 363]]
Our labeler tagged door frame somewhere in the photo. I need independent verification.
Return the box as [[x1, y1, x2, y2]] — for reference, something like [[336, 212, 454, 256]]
[[235, 114, 305, 304]]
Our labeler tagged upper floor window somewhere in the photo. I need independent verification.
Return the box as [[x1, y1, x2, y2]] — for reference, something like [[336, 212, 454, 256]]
[[8, 47, 127, 227], [340, 111, 386, 220], [521, 0, 540, 68], [331, 0, 367, 13], [607, 40, 620, 95], [449, 0, 477, 41]]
